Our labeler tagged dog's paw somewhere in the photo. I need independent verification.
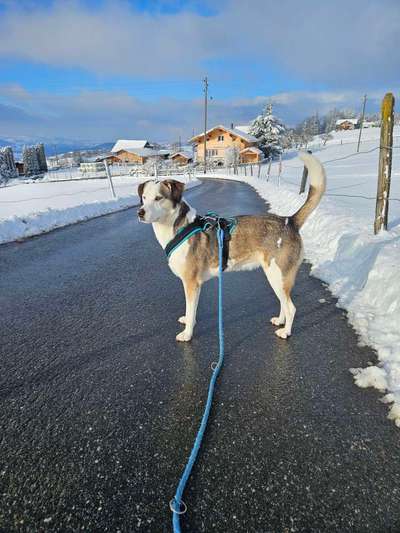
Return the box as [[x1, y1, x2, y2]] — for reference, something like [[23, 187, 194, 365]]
[[178, 316, 186, 324], [270, 316, 284, 326], [176, 330, 192, 342], [275, 328, 290, 339]]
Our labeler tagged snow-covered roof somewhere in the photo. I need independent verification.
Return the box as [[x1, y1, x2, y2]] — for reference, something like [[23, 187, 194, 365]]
[[170, 150, 193, 159], [124, 148, 160, 157], [335, 118, 358, 126], [235, 124, 252, 134], [240, 146, 263, 154], [190, 125, 258, 144], [111, 139, 149, 153]]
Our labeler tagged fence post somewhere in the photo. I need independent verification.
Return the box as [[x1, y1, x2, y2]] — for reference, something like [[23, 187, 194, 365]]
[[299, 149, 312, 194], [278, 153, 282, 186], [374, 92, 395, 234], [250, 164, 253, 176], [267, 158, 272, 181], [104, 160, 117, 199], [258, 162, 261, 178]]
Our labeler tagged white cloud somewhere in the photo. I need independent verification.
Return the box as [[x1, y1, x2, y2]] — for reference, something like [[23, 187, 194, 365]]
[[0, 84, 393, 142], [0, 0, 399, 86]]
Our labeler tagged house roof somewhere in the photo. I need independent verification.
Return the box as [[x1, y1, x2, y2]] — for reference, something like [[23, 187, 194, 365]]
[[190, 125, 258, 144], [240, 146, 263, 154], [117, 147, 160, 157], [170, 150, 193, 159], [111, 139, 149, 152], [335, 118, 358, 126], [235, 124, 252, 134]]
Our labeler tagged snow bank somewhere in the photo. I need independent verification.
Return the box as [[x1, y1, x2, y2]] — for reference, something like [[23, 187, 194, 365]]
[[203, 126, 400, 427], [0, 175, 200, 244]]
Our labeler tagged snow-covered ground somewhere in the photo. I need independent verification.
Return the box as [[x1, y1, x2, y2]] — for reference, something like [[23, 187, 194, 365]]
[[0, 174, 200, 244], [205, 126, 400, 427]]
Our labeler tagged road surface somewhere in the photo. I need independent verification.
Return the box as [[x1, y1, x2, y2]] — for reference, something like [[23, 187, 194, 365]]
[[1, 179, 400, 532]]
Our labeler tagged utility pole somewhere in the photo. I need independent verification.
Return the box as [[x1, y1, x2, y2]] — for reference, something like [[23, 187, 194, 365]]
[[357, 94, 367, 153], [203, 76, 208, 174]]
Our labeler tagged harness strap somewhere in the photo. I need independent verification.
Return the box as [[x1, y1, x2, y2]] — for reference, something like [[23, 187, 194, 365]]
[[165, 216, 204, 258], [165, 213, 237, 271]]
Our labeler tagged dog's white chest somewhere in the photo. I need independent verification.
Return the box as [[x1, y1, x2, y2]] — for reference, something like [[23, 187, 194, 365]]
[[167, 244, 188, 277]]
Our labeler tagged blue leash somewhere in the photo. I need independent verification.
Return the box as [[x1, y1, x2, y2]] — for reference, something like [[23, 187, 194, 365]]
[[170, 225, 225, 532]]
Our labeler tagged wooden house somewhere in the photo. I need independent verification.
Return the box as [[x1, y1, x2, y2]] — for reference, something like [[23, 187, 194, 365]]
[[239, 146, 263, 164], [190, 125, 261, 165], [335, 119, 359, 131], [110, 140, 162, 165], [170, 151, 193, 166]]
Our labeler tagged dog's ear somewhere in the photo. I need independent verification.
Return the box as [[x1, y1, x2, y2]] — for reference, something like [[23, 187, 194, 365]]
[[138, 181, 149, 205], [163, 179, 185, 205]]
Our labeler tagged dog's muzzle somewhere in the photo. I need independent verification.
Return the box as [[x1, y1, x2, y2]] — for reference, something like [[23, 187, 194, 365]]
[[137, 208, 145, 221]]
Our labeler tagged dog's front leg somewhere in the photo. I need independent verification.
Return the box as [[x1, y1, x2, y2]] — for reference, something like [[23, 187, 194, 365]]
[[176, 279, 201, 342]]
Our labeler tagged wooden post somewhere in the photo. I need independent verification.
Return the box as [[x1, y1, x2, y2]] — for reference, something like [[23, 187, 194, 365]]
[[250, 164, 253, 176], [278, 153, 282, 186], [104, 160, 116, 199], [299, 150, 312, 194], [374, 93, 395, 234], [244, 165, 247, 177], [267, 158, 272, 181], [257, 162, 261, 178]]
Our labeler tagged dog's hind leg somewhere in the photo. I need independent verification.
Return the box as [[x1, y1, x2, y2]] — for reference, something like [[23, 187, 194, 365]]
[[263, 258, 296, 339], [176, 278, 201, 342]]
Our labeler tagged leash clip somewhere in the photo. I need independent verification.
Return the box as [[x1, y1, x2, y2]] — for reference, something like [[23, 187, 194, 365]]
[[169, 498, 187, 515]]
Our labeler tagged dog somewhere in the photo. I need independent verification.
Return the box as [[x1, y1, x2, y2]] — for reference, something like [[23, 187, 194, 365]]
[[137, 152, 326, 342]]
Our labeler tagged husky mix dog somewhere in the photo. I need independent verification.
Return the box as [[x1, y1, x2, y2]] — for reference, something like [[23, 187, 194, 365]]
[[137, 152, 326, 342]]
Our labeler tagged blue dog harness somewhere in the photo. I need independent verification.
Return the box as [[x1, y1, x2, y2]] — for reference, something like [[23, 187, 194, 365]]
[[165, 212, 237, 271]]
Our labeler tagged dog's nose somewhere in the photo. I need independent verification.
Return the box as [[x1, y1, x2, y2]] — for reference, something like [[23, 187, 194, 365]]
[[137, 208, 145, 220]]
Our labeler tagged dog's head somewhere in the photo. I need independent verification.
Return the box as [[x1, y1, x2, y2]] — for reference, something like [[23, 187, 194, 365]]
[[137, 179, 185, 223]]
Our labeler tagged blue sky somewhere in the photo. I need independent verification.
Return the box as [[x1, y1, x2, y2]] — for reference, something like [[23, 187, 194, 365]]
[[0, 0, 399, 142]]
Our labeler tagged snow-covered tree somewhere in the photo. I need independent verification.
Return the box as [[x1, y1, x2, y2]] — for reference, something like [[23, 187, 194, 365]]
[[23, 146, 41, 177], [250, 103, 291, 158], [321, 132, 333, 146], [35, 143, 48, 172], [0, 147, 18, 183], [224, 146, 240, 166]]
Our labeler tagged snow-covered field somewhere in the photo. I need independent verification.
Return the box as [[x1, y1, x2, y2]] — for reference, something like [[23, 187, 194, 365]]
[[206, 126, 400, 427], [0, 174, 200, 244]]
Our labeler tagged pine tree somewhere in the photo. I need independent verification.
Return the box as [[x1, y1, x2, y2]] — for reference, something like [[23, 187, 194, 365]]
[[0, 147, 18, 183], [250, 103, 291, 158], [35, 143, 48, 172], [23, 146, 40, 177]]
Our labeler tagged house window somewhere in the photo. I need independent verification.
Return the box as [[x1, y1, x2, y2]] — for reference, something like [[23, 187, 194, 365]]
[[218, 135, 224, 141], [206, 149, 218, 157]]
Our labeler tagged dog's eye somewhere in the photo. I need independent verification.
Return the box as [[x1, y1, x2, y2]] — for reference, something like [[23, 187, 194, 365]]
[[155, 196, 163, 201]]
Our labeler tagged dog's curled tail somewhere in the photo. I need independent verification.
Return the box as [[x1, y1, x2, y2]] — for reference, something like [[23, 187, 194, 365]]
[[292, 152, 326, 229]]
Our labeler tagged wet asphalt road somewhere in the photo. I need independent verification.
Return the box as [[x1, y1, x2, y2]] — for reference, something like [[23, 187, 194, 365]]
[[1, 178, 400, 533]]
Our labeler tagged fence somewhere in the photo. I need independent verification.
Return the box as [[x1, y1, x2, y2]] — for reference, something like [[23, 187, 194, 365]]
[[1, 160, 196, 190], [204, 94, 399, 233]]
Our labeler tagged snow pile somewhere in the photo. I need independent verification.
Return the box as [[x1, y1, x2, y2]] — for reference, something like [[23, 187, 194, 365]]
[[0, 174, 200, 244], [204, 125, 400, 427]]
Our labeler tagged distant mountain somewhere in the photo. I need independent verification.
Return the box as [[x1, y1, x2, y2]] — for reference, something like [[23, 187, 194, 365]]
[[0, 137, 114, 160]]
